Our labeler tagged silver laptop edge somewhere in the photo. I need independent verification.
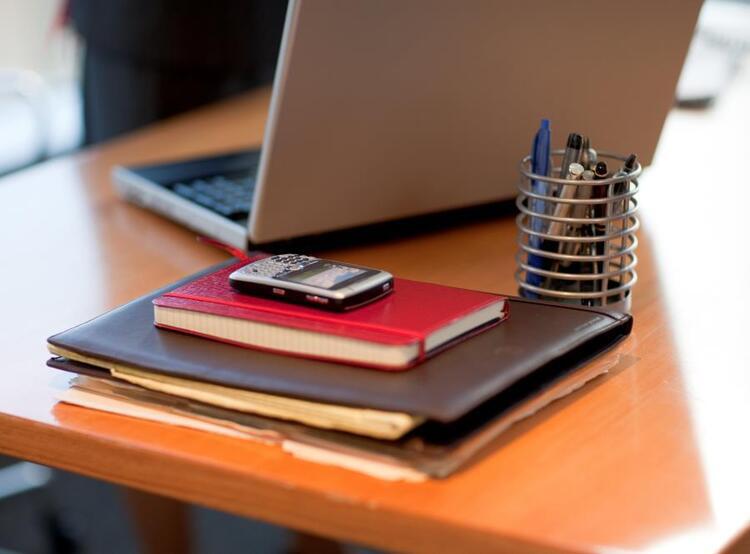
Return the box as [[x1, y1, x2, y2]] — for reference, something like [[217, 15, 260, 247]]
[[247, 0, 300, 247], [113, 166, 248, 247]]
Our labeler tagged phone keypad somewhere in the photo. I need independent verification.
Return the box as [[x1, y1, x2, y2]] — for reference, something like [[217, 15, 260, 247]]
[[243, 254, 316, 277]]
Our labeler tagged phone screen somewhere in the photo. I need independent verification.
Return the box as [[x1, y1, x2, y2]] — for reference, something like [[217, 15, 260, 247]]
[[285, 263, 366, 290]]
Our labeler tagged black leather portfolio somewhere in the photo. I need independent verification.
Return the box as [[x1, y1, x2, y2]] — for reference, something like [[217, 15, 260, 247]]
[[47, 261, 632, 422]]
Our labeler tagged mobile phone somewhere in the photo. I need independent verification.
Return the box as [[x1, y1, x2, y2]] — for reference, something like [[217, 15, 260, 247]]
[[229, 254, 394, 311]]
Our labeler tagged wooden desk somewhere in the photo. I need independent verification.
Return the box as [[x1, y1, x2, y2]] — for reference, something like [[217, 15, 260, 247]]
[[2, 60, 750, 553]]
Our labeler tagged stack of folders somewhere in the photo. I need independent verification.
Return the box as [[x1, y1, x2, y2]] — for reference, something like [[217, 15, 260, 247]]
[[47, 259, 632, 481]]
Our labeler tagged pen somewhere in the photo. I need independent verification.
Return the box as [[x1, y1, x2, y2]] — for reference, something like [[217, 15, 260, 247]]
[[559, 133, 583, 179], [578, 168, 596, 303], [552, 132, 583, 268], [580, 215, 596, 305], [561, 160, 596, 259], [546, 162, 584, 287], [580, 137, 591, 169], [580, 136, 598, 171], [574, 136, 597, 227], [606, 154, 637, 297], [548, 162, 584, 238], [592, 161, 609, 296], [524, 119, 552, 296]]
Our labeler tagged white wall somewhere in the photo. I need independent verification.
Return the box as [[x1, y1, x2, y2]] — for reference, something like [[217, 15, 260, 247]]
[[0, 0, 82, 173], [0, 0, 78, 79]]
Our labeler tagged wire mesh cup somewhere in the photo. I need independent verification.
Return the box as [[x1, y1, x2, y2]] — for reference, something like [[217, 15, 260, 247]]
[[516, 150, 641, 312]]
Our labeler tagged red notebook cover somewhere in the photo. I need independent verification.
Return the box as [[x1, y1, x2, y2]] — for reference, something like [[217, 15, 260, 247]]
[[152, 261, 508, 369]]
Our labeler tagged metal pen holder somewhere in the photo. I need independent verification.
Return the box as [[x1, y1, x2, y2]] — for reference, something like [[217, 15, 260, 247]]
[[515, 150, 641, 312]]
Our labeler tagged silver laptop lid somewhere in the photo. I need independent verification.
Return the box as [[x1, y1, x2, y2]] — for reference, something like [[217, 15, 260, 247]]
[[250, 0, 700, 244]]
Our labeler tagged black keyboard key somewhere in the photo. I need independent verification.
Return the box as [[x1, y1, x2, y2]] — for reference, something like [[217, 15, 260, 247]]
[[173, 183, 196, 198], [214, 204, 245, 218], [193, 193, 214, 205], [169, 174, 254, 219]]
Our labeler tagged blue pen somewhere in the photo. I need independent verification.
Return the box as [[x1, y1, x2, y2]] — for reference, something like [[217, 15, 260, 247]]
[[524, 119, 551, 297]]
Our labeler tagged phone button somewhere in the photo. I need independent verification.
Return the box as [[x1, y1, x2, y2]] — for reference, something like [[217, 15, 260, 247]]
[[272, 288, 286, 296], [305, 294, 329, 305]]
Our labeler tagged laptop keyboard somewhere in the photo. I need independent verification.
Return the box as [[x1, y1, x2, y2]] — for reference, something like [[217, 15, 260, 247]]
[[169, 174, 256, 220]]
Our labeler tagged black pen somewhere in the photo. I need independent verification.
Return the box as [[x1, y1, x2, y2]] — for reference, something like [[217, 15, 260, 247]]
[[592, 161, 609, 296], [610, 154, 637, 231], [578, 169, 596, 303], [559, 133, 583, 179], [606, 154, 637, 298]]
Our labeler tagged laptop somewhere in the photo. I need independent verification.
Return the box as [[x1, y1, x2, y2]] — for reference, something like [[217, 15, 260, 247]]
[[113, 0, 701, 249]]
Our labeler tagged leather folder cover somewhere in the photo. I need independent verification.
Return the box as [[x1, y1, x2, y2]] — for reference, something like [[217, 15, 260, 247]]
[[47, 261, 633, 423]]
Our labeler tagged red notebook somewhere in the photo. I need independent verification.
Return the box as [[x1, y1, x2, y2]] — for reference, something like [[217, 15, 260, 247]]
[[153, 261, 508, 370]]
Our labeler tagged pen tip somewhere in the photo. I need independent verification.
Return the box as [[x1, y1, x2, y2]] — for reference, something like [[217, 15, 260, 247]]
[[541, 118, 550, 129], [625, 154, 637, 170], [566, 133, 582, 149]]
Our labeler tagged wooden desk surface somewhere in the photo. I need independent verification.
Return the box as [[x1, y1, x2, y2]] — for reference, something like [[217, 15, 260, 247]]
[[2, 60, 750, 553]]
